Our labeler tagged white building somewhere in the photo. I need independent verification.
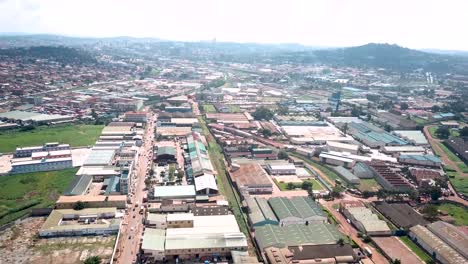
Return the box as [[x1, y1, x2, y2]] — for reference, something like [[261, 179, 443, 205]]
[[266, 163, 296, 175]]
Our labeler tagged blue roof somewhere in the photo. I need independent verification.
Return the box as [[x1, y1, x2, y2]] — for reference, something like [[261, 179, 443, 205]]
[[399, 155, 441, 163]]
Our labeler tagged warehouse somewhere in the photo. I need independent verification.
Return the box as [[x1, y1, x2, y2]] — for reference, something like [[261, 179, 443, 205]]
[[0, 110, 74, 125], [55, 195, 127, 209], [186, 132, 214, 177], [75, 166, 120, 181], [123, 111, 148, 123], [444, 137, 468, 164], [11, 157, 73, 174], [409, 168, 442, 187], [194, 174, 218, 196], [342, 207, 391, 236], [264, 244, 357, 264], [254, 223, 342, 249], [409, 225, 467, 264], [63, 175, 93, 196], [141, 228, 166, 260], [393, 130, 429, 145], [230, 164, 273, 194], [427, 221, 468, 259], [266, 163, 296, 175], [366, 162, 413, 192], [348, 122, 407, 148], [319, 152, 355, 168], [244, 196, 279, 228], [154, 146, 176, 165], [39, 207, 121, 237], [333, 166, 360, 185], [373, 202, 427, 229], [83, 149, 116, 166], [352, 162, 375, 179], [398, 154, 442, 167], [382, 146, 426, 156], [151, 185, 196, 201], [268, 196, 327, 226], [326, 141, 359, 154], [15, 142, 70, 158]]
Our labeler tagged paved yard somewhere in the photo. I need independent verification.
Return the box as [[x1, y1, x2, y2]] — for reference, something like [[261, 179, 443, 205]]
[[373, 236, 424, 264]]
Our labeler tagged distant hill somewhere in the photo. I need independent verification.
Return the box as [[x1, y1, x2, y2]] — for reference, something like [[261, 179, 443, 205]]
[[312, 43, 468, 73], [0, 46, 97, 64]]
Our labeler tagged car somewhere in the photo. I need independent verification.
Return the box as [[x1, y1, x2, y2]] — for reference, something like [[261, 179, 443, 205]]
[[133, 215, 136, 218]]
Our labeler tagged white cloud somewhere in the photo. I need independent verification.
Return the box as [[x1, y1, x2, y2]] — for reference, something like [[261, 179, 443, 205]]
[[0, 0, 467, 50]]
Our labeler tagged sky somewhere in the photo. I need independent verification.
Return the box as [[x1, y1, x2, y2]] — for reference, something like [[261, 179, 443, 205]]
[[1, 0, 467, 50]]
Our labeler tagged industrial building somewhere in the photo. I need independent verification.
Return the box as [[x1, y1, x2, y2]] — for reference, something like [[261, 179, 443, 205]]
[[265, 163, 296, 175], [444, 137, 468, 164], [364, 162, 413, 192], [393, 130, 429, 145], [244, 196, 279, 228], [186, 132, 214, 177], [123, 111, 148, 123], [55, 195, 127, 209], [268, 196, 327, 226], [63, 175, 93, 196], [254, 223, 342, 250], [151, 185, 196, 201], [398, 154, 442, 167], [409, 225, 467, 264], [342, 206, 391, 236], [264, 244, 357, 264], [194, 174, 219, 195], [326, 141, 359, 154], [373, 202, 427, 229], [319, 152, 355, 168], [230, 164, 273, 194], [427, 221, 468, 260], [39, 207, 121, 237], [11, 157, 73, 174], [382, 146, 426, 156], [348, 122, 408, 148], [14, 142, 70, 158], [0, 110, 74, 125], [333, 166, 360, 185]]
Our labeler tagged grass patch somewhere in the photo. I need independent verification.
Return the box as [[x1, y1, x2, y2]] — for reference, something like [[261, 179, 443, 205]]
[[412, 117, 429, 125], [438, 143, 462, 162], [0, 124, 104, 152], [202, 104, 217, 113], [34, 237, 116, 253], [0, 168, 76, 226], [399, 236, 433, 263], [228, 105, 241, 113], [273, 178, 324, 191], [456, 162, 468, 173], [436, 203, 468, 226], [357, 178, 382, 192]]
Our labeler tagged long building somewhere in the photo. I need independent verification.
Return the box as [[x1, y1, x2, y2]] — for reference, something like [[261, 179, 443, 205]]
[[268, 196, 327, 226], [427, 221, 468, 260], [11, 157, 73, 174], [230, 164, 273, 195]]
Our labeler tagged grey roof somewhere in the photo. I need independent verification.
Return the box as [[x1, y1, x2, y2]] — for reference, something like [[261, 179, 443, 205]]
[[245, 196, 278, 226], [255, 223, 342, 249], [333, 166, 360, 184], [104, 176, 121, 195], [427, 221, 468, 259], [83, 149, 115, 166], [64, 175, 93, 196], [410, 225, 467, 264]]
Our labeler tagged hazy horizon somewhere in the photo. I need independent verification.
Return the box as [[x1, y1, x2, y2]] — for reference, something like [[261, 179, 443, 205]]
[[1, 0, 468, 51]]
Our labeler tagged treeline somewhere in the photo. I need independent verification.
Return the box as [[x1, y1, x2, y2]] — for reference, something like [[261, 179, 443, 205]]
[[0, 46, 97, 64]]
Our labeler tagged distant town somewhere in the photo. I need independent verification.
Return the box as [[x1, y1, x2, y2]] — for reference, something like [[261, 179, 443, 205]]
[[0, 36, 467, 264]]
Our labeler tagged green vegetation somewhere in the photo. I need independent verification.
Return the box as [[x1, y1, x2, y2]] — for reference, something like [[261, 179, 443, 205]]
[[436, 203, 468, 226], [0, 168, 77, 226], [438, 143, 462, 162], [34, 237, 116, 253], [412, 117, 428, 125], [273, 178, 325, 191], [457, 163, 468, 173], [252, 106, 274, 120], [202, 104, 217, 113], [198, 117, 249, 236], [83, 256, 102, 264], [228, 105, 241, 113], [429, 126, 460, 140], [447, 171, 468, 196], [357, 178, 382, 192], [399, 236, 433, 262], [0, 124, 104, 152]]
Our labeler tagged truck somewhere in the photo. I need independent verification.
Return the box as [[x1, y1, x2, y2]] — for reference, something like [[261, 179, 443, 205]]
[[363, 247, 372, 257]]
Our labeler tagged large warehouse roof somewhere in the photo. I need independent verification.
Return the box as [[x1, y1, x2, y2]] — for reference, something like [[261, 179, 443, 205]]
[[245, 196, 278, 226], [0, 110, 73, 122], [153, 185, 196, 198], [230, 164, 272, 187], [142, 228, 166, 251], [410, 225, 466, 264], [63, 175, 93, 196], [268, 196, 326, 221], [83, 149, 115, 166], [255, 223, 341, 249], [427, 221, 468, 259]]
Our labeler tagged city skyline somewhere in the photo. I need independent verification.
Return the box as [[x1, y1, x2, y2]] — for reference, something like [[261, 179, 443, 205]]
[[1, 0, 468, 51]]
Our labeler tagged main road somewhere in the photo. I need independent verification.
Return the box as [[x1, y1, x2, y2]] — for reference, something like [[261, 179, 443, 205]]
[[116, 110, 156, 264]]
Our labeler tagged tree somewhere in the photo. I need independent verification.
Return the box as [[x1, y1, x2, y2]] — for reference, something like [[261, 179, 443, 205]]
[[362, 191, 372, 198], [436, 126, 450, 139], [301, 181, 313, 192], [400, 102, 409, 110], [277, 105, 289, 115], [392, 259, 401, 264], [342, 123, 349, 136], [84, 256, 101, 264], [431, 105, 440, 113], [260, 128, 272, 138], [278, 151, 289, 160], [421, 205, 438, 221], [176, 171, 184, 180], [377, 189, 388, 200], [331, 186, 343, 198], [252, 107, 274, 120], [384, 124, 392, 132], [73, 201, 85, 210], [337, 238, 345, 246], [287, 182, 296, 190], [460, 126, 468, 137]]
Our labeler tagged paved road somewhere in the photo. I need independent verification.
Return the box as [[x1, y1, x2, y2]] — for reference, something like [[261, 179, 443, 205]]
[[116, 111, 156, 264], [321, 201, 388, 264]]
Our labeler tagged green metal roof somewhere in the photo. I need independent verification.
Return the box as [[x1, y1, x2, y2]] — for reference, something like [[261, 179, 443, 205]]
[[268, 196, 325, 220], [255, 223, 342, 249], [157, 146, 176, 156]]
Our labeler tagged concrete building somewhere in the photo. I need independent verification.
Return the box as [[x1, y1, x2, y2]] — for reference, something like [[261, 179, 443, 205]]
[[123, 111, 148, 123], [55, 195, 127, 209], [151, 185, 196, 201], [141, 228, 166, 261], [319, 152, 355, 168], [427, 221, 468, 260], [11, 157, 73, 174], [39, 207, 120, 237], [394, 130, 429, 145], [167, 213, 194, 228], [230, 164, 273, 194], [326, 141, 359, 154], [145, 214, 167, 229], [14, 142, 70, 158], [398, 154, 442, 167], [194, 174, 219, 196], [333, 166, 360, 185], [266, 163, 296, 175]]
